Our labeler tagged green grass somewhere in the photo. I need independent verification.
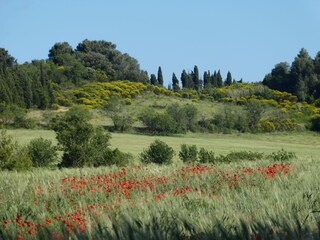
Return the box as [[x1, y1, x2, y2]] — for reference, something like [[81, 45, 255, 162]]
[[8, 129, 320, 160]]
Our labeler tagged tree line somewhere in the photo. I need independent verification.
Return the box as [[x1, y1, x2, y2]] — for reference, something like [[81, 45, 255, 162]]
[[0, 39, 149, 109], [150, 65, 240, 91], [263, 48, 320, 102]]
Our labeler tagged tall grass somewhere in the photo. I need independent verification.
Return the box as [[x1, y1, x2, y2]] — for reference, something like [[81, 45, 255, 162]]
[[0, 154, 319, 239]]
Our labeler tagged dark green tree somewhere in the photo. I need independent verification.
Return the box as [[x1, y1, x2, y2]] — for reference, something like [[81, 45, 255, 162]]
[[150, 74, 158, 85], [216, 70, 223, 87], [0, 48, 16, 68], [203, 71, 211, 88], [172, 73, 180, 92], [211, 71, 218, 87], [192, 65, 200, 90], [157, 66, 164, 86], [48, 42, 74, 66], [181, 70, 188, 88], [225, 71, 233, 86]]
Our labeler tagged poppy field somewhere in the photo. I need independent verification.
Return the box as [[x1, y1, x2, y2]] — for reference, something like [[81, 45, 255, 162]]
[[1, 152, 319, 239]]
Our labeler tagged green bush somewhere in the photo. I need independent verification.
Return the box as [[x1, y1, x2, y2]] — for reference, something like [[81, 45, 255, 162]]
[[95, 148, 132, 167], [110, 113, 135, 132], [140, 139, 175, 165], [268, 149, 296, 161], [0, 130, 32, 171], [215, 150, 264, 163], [139, 109, 176, 134], [213, 106, 249, 132], [53, 107, 114, 168], [167, 103, 198, 133], [179, 144, 198, 162], [0, 104, 36, 129], [198, 148, 215, 163], [28, 137, 58, 167]]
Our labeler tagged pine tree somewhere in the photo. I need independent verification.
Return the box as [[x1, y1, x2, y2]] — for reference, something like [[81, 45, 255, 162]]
[[157, 66, 164, 86]]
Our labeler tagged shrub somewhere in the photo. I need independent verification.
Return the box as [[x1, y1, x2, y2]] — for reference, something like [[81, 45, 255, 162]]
[[212, 106, 249, 132], [258, 119, 276, 132], [140, 139, 175, 165], [166, 103, 198, 133], [245, 99, 264, 130], [28, 137, 58, 167], [0, 130, 32, 171], [139, 109, 176, 134], [198, 148, 215, 163], [268, 149, 296, 162], [53, 107, 114, 168], [95, 148, 132, 167], [0, 104, 36, 129], [110, 113, 135, 132], [215, 150, 264, 163], [179, 144, 198, 162]]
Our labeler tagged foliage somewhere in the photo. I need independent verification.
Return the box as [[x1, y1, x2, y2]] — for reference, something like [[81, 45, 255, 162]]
[[27, 137, 58, 167], [96, 148, 132, 167], [73, 81, 147, 108], [53, 106, 109, 167], [212, 105, 249, 132], [245, 99, 264, 130], [217, 150, 264, 163], [310, 114, 320, 131], [0, 130, 32, 171], [103, 95, 134, 132], [139, 108, 176, 134], [198, 147, 215, 163], [140, 139, 175, 164], [166, 103, 198, 133], [0, 103, 36, 129], [179, 144, 198, 162], [110, 113, 135, 132], [258, 116, 296, 132], [268, 149, 296, 162], [263, 48, 320, 102]]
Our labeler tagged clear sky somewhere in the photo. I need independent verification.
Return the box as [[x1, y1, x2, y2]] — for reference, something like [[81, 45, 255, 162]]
[[1, 0, 320, 86]]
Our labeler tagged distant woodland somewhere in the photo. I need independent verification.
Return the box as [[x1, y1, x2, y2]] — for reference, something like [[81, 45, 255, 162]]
[[1, 39, 320, 110]]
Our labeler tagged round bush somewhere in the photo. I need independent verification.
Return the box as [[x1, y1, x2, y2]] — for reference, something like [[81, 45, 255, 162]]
[[28, 137, 58, 167], [140, 139, 175, 165]]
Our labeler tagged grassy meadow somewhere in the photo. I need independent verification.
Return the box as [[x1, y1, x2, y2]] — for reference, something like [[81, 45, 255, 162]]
[[1, 129, 320, 239]]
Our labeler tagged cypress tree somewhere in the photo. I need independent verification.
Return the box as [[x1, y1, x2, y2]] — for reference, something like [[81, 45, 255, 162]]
[[157, 66, 164, 86], [181, 70, 188, 88], [203, 71, 211, 88], [192, 65, 200, 90], [211, 71, 218, 87], [172, 73, 180, 92], [225, 71, 232, 86], [150, 74, 157, 85], [217, 70, 223, 87]]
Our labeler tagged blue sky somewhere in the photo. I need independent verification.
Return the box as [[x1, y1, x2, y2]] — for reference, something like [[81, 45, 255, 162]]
[[1, 0, 320, 86]]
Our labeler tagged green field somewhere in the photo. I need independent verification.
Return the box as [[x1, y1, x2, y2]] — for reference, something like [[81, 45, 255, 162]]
[[7, 129, 320, 159], [2, 129, 320, 239]]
